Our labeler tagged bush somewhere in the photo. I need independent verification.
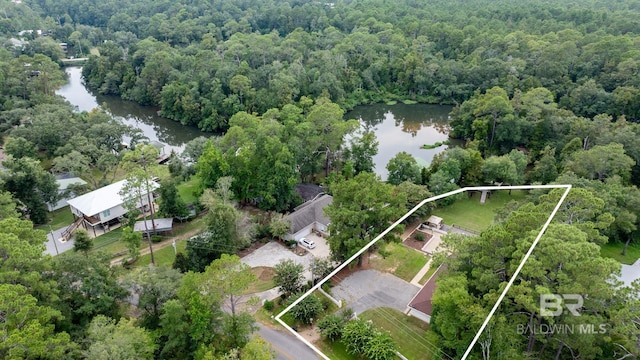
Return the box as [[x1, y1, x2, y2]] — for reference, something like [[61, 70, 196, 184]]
[[263, 300, 274, 311], [151, 235, 163, 243], [287, 292, 323, 325], [320, 296, 333, 311], [318, 314, 345, 342], [414, 233, 425, 242], [378, 246, 391, 259]]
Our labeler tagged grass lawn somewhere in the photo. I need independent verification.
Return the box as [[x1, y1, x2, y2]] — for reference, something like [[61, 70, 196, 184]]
[[177, 176, 201, 204], [244, 267, 276, 295], [91, 228, 126, 255], [360, 307, 439, 360], [601, 241, 640, 265], [418, 262, 438, 285], [315, 340, 354, 360], [371, 242, 428, 282], [36, 207, 74, 230], [133, 240, 187, 267], [433, 189, 527, 233]]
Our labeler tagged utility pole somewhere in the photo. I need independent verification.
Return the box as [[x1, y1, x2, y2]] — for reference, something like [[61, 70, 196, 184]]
[[141, 154, 157, 265], [49, 225, 59, 256]]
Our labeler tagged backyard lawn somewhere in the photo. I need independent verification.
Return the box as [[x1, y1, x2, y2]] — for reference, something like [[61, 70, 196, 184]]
[[601, 241, 640, 265], [360, 307, 439, 360], [91, 227, 127, 254], [433, 190, 527, 233], [36, 207, 74, 231], [371, 242, 428, 282], [177, 176, 201, 204]]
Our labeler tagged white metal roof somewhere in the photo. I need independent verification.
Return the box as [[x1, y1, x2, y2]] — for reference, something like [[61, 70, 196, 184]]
[[56, 177, 87, 191], [67, 179, 158, 216]]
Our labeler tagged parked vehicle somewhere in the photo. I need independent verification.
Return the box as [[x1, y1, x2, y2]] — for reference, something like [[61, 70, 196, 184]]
[[298, 237, 316, 249]]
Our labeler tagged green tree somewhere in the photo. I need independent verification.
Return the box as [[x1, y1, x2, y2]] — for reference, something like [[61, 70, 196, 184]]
[[0, 284, 78, 360], [342, 319, 374, 356], [345, 130, 379, 175], [0, 156, 58, 224], [268, 212, 290, 241], [121, 226, 142, 263], [386, 151, 421, 185], [565, 143, 635, 182], [126, 265, 183, 329], [273, 259, 304, 296], [86, 315, 156, 360], [3, 137, 36, 159], [530, 146, 558, 184], [364, 331, 397, 360], [120, 144, 160, 265], [395, 181, 434, 224], [157, 179, 189, 218], [326, 172, 406, 265], [318, 313, 346, 342], [73, 229, 93, 255], [239, 336, 276, 360], [287, 292, 323, 325], [51, 252, 128, 334], [185, 190, 255, 272]]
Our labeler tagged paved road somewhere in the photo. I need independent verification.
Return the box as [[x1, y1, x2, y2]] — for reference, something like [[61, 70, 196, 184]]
[[43, 225, 75, 256], [331, 269, 420, 315], [258, 324, 321, 360]]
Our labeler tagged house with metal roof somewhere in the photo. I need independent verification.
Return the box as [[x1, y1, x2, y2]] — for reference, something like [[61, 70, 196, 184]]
[[67, 179, 158, 233], [47, 176, 88, 211], [285, 194, 332, 241]]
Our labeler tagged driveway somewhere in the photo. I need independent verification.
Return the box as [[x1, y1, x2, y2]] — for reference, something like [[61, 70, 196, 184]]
[[620, 258, 640, 290], [331, 269, 420, 315], [304, 233, 331, 259], [43, 226, 75, 256], [242, 242, 314, 281]]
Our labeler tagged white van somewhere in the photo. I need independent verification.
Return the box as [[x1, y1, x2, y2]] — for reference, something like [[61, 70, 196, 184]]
[[298, 237, 316, 249]]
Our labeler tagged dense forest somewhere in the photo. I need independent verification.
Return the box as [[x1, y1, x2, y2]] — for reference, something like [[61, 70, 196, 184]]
[[0, 0, 640, 359]]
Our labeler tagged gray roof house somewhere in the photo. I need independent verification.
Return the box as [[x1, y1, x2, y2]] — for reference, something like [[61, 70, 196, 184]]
[[285, 194, 332, 241]]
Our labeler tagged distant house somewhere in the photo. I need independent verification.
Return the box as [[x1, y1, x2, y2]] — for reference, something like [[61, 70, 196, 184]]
[[295, 183, 325, 202], [285, 194, 332, 241], [47, 176, 87, 211], [67, 179, 158, 232], [407, 264, 446, 323]]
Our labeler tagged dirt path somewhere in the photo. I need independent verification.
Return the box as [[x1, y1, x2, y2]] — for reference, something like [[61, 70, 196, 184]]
[[110, 226, 203, 266]]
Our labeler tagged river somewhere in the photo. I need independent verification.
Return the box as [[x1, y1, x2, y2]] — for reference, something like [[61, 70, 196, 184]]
[[57, 67, 454, 176], [346, 103, 455, 179], [56, 66, 205, 153]]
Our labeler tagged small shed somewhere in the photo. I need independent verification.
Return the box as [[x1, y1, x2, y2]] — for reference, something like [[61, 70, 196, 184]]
[[134, 218, 173, 234], [425, 215, 443, 229]]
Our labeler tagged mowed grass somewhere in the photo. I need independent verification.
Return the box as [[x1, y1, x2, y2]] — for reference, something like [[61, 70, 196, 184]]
[[134, 239, 187, 267], [418, 262, 438, 285], [601, 241, 640, 265], [371, 242, 428, 282], [177, 176, 201, 204], [91, 227, 125, 254], [244, 267, 276, 295], [315, 340, 354, 360], [36, 207, 75, 230], [360, 307, 438, 360], [433, 190, 527, 233]]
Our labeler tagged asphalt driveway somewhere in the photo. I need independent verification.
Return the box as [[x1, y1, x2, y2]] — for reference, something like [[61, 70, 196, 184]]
[[331, 269, 420, 315]]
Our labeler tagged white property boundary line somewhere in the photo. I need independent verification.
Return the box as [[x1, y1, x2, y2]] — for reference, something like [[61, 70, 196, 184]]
[[275, 184, 572, 360]]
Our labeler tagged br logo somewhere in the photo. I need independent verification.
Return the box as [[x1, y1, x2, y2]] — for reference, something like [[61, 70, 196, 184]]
[[540, 294, 583, 317]]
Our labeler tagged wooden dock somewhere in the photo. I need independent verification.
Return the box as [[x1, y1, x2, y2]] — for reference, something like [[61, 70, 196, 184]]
[[157, 154, 170, 164]]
